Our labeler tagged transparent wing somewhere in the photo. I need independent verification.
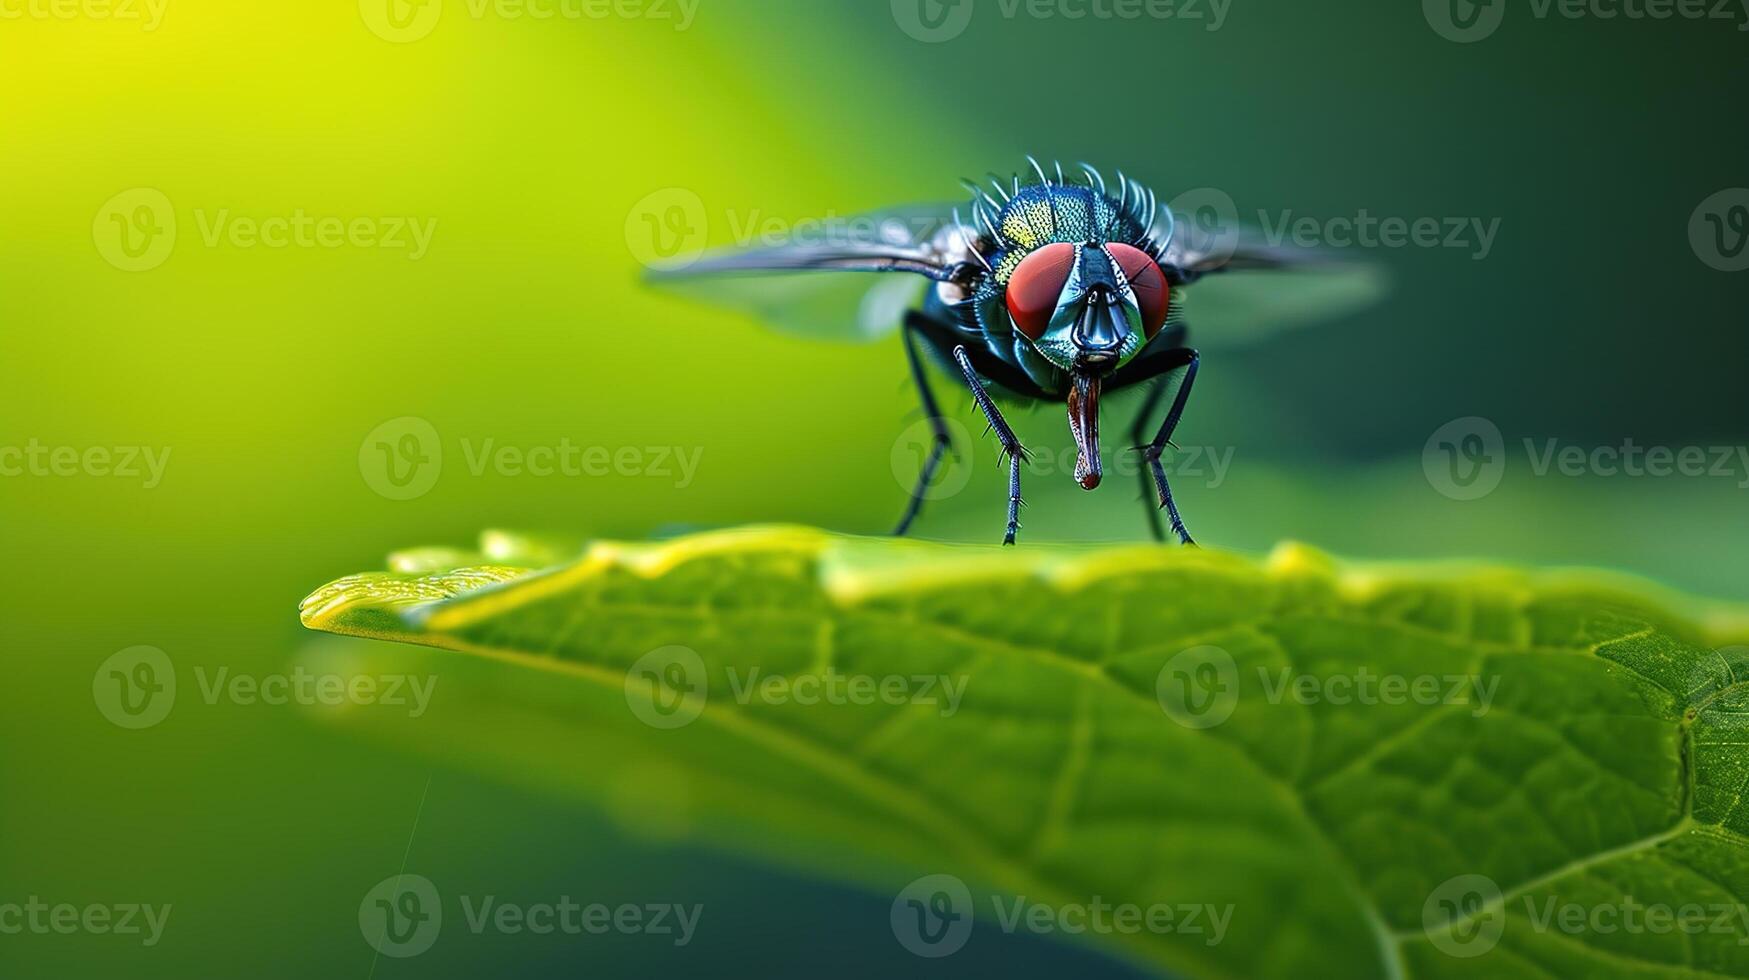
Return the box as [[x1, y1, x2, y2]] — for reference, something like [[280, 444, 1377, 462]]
[[645, 203, 962, 343], [1162, 214, 1387, 347], [1178, 260, 1387, 348]]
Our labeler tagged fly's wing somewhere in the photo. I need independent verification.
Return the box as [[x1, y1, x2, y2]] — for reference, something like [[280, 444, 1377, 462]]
[[1177, 260, 1387, 347], [1161, 209, 1387, 348], [645, 204, 962, 343]]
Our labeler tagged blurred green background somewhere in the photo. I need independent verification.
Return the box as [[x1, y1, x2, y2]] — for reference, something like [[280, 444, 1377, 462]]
[[1, 0, 1745, 976]]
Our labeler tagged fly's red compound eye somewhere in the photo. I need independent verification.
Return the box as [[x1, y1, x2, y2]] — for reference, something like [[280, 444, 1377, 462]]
[[1106, 243, 1171, 339], [1005, 242, 1077, 340]]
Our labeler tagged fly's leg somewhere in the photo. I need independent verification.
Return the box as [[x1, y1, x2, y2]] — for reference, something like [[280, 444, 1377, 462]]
[[893, 319, 957, 537], [1128, 380, 1171, 543], [1131, 348, 1199, 546], [951, 345, 1028, 545]]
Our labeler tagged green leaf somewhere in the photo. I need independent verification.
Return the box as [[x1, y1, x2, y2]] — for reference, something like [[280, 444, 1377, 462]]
[[298, 526, 1749, 979]]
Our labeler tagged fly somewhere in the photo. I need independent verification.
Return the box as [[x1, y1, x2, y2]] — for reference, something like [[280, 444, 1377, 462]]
[[651, 159, 1377, 545]]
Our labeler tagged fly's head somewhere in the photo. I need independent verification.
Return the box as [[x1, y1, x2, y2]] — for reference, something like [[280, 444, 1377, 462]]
[[958, 162, 1177, 381], [1004, 239, 1167, 373]]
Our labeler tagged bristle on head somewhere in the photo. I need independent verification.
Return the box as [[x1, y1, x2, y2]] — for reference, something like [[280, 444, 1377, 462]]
[[962, 159, 1173, 262]]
